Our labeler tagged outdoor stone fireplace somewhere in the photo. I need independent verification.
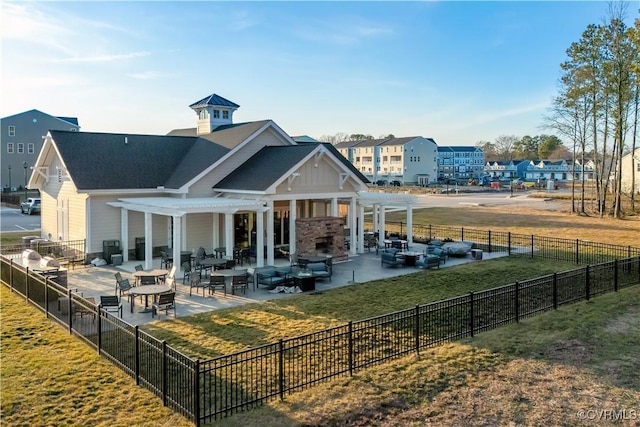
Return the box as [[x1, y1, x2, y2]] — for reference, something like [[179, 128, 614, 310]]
[[295, 216, 348, 261]]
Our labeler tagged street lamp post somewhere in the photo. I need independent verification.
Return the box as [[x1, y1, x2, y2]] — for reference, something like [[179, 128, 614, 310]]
[[23, 161, 28, 201], [7, 165, 11, 193]]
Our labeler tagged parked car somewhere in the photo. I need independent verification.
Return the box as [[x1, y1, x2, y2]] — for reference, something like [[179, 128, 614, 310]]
[[21, 198, 41, 215], [375, 180, 388, 186], [390, 180, 402, 186]]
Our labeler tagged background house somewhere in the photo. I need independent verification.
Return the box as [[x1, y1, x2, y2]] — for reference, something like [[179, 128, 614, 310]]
[[620, 148, 640, 194], [437, 146, 485, 181], [335, 136, 437, 185], [1, 109, 79, 192]]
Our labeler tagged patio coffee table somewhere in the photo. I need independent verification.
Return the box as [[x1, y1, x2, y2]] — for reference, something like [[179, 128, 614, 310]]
[[398, 251, 421, 267], [288, 272, 316, 291]]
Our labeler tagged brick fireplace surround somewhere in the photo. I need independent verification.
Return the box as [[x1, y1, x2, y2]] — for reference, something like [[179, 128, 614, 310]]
[[295, 217, 348, 262]]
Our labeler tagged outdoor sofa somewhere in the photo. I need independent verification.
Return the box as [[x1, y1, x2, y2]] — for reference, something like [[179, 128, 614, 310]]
[[381, 248, 403, 268]]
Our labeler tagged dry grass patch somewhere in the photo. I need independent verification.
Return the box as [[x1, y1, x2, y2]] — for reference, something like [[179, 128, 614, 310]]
[[386, 204, 640, 247], [143, 257, 576, 358], [212, 287, 640, 427], [0, 286, 192, 427]]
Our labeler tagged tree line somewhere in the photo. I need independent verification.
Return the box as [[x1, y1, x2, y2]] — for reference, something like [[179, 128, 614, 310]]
[[545, 3, 639, 218], [476, 134, 570, 162]]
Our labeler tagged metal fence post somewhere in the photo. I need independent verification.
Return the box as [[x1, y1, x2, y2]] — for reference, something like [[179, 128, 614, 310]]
[[348, 322, 353, 376], [162, 340, 168, 406], [68, 288, 73, 334], [135, 326, 140, 385], [415, 305, 420, 356], [585, 265, 590, 301], [279, 339, 284, 400], [488, 230, 492, 253], [614, 260, 618, 292], [530, 235, 534, 258], [97, 310, 102, 355], [428, 224, 432, 241], [44, 276, 49, 319], [25, 267, 30, 301], [9, 259, 14, 291], [514, 282, 520, 323], [461, 227, 464, 242], [576, 239, 580, 264], [194, 359, 201, 427], [508, 232, 511, 256], [469, 292, 474, 338], [552, 273, 558, 310]]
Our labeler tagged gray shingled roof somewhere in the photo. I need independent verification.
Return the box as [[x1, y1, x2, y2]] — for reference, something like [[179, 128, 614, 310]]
[[56, 116, 79, 126], [215, 143, 369, 191], [167, 120, 272, 150], [50, 130, 229, 190], [438, 146, 480, 152], [378, 137, 417, 146], [189, 93, 240, 109]]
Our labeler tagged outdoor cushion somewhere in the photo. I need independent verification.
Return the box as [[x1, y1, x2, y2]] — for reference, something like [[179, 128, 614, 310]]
[[381, 252, 403, 268], [275, 266, 293, 277], [306, 263, 331, 279]]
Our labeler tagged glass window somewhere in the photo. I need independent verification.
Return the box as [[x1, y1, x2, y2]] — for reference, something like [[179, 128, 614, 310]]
[[8, 126, 15, 136], [28, 143, 34, 154], [17, 143, 24, 154], [213, 110, 220, 119], [223, 110, 229, 119], [7, 143, 14, 153]]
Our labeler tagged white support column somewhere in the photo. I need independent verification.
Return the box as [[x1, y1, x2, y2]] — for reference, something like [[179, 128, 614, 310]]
[[266, 201, 275, 265], [144, 212, 153, 270], [289, 199, 297, 255], [172, 215, 182, 270], [357, 204, 365, 253], [212, 213, 220, 252], [350, 197, 357, 255], [379, 205, 386, 242], [224, 213, 234, 258], [372, 203, 379, 234], [331, 198, 338, 217], [406, 205, 413, 246], [182, 214, 188, 252], [120, 208, 129, 262], [248, 212, 254, 248], [256, 209, 265, 267]]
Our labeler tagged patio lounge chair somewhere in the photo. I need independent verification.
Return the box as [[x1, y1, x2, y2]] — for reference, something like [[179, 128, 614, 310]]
[[231, 273, 248, 295], [189, 273, 207, 297], [100, 295, 123, 318], [381, 249, 403, 268], [152, 292, 176, 318], [209, 275, 226, 296]]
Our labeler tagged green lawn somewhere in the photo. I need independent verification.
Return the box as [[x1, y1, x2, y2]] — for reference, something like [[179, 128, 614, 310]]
[[143, 257, 577, 359]]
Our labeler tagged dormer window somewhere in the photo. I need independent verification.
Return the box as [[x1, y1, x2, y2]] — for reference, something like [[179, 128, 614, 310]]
[[223, 110, 229, 119], [213, 110, 220, 119]]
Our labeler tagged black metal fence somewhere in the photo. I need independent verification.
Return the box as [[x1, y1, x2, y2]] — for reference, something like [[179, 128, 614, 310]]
[[378, 222, 640, 265], [2, 234, 640, 425], [0, 257, 197, 422], [1, 238, 86, 266]]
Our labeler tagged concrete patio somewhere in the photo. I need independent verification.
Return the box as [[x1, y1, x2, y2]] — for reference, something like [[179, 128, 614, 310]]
[[66, 243, 508, 326]]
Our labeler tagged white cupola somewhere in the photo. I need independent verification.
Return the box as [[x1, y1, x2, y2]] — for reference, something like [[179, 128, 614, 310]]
[[189, 93, 240, 135]]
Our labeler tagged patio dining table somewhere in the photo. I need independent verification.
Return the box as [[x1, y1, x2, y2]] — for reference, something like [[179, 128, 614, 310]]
[[130, 284, 172, 313], [133, 269, 169, 285]]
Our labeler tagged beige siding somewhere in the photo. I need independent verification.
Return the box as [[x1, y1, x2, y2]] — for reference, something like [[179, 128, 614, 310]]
[[275, 153, 358, 194], [190, 128, 290, 196], [39, 151, 88, 242], [88, 195, 172, 254], [185, 213, 215, 251]]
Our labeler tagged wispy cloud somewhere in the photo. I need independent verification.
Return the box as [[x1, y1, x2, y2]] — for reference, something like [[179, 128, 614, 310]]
[[54, 51, 151, 64], [127, 70, 171, 80], [292, 17, 393, 46]]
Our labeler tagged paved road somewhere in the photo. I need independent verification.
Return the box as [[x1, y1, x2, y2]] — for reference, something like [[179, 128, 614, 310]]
[[0, 207, 41, 232], [413, 191, 559, 208]]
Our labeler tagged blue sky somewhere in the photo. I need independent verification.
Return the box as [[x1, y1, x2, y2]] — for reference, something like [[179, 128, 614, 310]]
[[1, 1, 636, 145]]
